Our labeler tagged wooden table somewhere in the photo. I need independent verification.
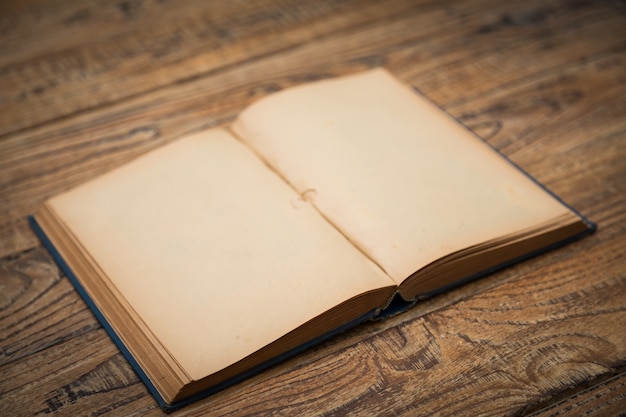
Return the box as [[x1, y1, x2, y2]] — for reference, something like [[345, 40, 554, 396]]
[[1, 1, 625, 415]]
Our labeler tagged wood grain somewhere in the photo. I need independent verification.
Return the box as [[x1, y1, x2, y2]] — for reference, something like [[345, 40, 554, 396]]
[[528, 371, 626, 416], [0, 0, 429, 137], [0, 248, 99, 366], [0, 0, 625, 415], [1, 0, 624, 259]]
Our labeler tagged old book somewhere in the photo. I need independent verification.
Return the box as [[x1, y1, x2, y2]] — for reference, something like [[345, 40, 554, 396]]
[[31, 69, 594, 411]]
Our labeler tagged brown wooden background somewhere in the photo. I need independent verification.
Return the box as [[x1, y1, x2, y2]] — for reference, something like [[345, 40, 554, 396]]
[[1, 0, 625, 415]]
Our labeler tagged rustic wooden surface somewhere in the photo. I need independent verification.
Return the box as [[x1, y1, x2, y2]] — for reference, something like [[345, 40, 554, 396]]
[[1, 0, 625, 415]]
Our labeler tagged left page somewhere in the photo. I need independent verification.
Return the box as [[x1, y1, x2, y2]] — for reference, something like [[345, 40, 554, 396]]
[[45, 129, 394, 382]]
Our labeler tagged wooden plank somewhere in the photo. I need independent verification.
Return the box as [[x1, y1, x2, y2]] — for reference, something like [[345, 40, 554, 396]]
[[1, 0, 624, 259], [409, 2, 626, 105], [0, 0, 247, 65], [0, 328, 157, 416], [2, 0, 620, 139], [0, 0, 436, 137], [527, 371, 626, 416], [0, 248, 99, 366]]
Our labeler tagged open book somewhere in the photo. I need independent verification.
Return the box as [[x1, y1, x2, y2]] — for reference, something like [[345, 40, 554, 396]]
[[31, 69, 594, 410]]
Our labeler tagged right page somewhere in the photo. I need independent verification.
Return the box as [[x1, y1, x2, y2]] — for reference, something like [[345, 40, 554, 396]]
[[232, 69, 589, 298]]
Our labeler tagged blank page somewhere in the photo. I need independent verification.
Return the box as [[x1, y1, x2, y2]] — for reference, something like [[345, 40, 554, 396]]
[[48, 129, 393, 380], [232, 69, 571, 282]]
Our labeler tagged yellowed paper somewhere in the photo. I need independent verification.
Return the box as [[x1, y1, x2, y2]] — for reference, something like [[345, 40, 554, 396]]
[[233, 69, 571, 282], [48, 129, 393, 380]]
